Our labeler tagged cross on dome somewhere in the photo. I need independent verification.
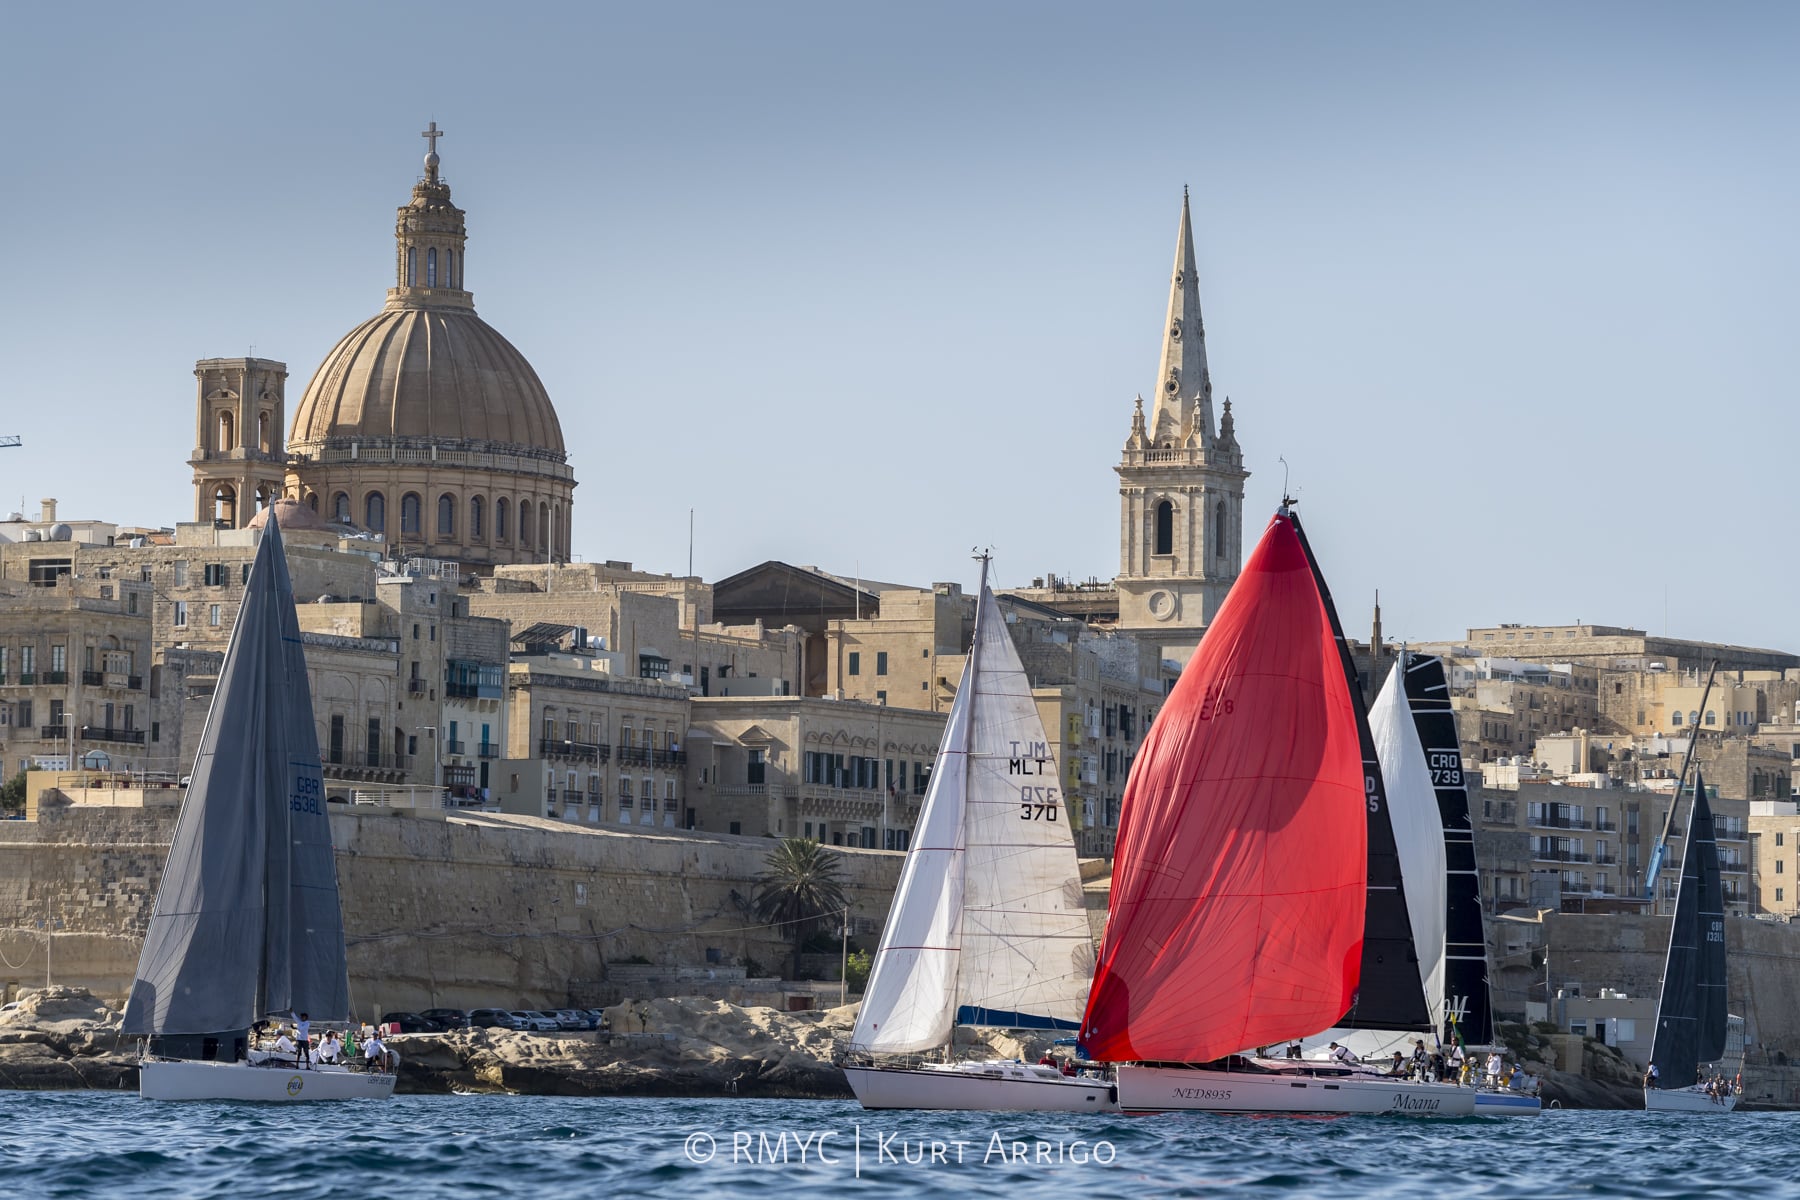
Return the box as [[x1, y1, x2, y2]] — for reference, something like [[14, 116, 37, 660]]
[[421, 121, 444, 181]]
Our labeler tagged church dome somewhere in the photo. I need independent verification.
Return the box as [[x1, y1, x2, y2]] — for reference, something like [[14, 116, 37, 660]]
[[289, 306, 565, 453], [283, 126, 577, 570]]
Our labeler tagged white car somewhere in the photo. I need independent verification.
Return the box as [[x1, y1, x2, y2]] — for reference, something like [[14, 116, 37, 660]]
[[508, 1010, 560, 1032]]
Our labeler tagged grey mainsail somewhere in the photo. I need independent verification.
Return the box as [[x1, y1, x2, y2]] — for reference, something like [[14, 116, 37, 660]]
[[122, 513, 349, 1035]]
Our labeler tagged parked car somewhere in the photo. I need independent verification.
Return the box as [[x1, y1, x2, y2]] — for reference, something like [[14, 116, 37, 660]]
[[380, 1011, 440, 1034], [468, 1008, 524, 1030], [421, 1008, 468, 1030], [509, 1011, 560, 1032], [551, 1009, 591, 1030]]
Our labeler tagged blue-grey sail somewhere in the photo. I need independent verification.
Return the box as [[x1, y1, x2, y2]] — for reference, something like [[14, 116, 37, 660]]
[[122, 514, 349, 1035]]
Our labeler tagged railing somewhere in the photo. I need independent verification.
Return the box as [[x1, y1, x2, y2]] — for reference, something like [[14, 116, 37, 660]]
[[83, 726, 146, 745], [540, 737, 605, 763], [1530, 815, 1592, 830], [445, 681, 480, 699], [407, 679, 427, 694], [17, 673, 35, 684], [43, 671, 67, 685], [652, 748, 687, 768], [617, 746, 652, 768], [324, 750, 413, 777], [1594, 820, 1618, 832], [478, 741, 500, 759], [446, 739, 466, 755], [1593, 853, 1618, 866], [81, 670, 103, 686], [444, 764, 477, 787], [712, 784, 768, 797], [1534, 850, 1592, 863], [40, 725, 67, 739], [128, 675, 142, 690]]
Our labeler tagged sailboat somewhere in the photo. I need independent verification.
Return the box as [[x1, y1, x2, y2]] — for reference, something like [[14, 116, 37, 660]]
[[843, 557, 1113, 1111], [122, 513, 395, 1101], [1644, 769, 1742, 1113], [1081, 506, 1472, 1116]]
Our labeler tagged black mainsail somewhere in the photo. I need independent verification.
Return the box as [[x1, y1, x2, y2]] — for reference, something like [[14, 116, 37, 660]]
[[122, 513, 349, 1037], [1291, 512, 1432, 1032], [1648, 770, 1727, 1087], [1399, 652, 1493, 1047]]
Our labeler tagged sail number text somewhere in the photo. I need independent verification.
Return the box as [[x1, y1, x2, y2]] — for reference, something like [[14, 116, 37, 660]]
[[1019, 786, 1061, 821], [1198, 685, 1234, 720], [291, 774, 323, 815], [1428, 751, 1463, 787]]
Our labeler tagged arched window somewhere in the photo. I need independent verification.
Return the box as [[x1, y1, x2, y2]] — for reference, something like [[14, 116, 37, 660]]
[[495, 497, 509, 542], [213, 484, 237, 526], [1213, 499, 1227, 557], [258, 411, 272, 453], [217, 410, 235, 452], [365, 492, 386, 533], [470, 495, 485, 539], [407, 247, 417, 286], [427, 248, 438, 287], [1672, 711, 1683, 727], [539, 502, 549, 554], [1154, 500, 1174, 556], [521, 500, 534, 547], [1705, 710, 1717, 726], [333, 492, 350, 523], [401, 492, 422, 535], [437, 493, 455, 537], [447, 249, 457, 288], [306, 492, 319, 512]]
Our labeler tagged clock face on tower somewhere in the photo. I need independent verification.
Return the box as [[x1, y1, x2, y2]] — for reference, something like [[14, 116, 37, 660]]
[[1147, 590, 1178, 621]]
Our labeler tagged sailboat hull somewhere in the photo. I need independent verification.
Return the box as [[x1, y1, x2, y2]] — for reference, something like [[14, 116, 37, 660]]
[[845, 1062, 1117, 1111], [140, 1058, 397, 1102], [1116, 1064, 1475, 1116], [1643, 1086, 1739, 1113], [1472, 1089, 1542, 1116]]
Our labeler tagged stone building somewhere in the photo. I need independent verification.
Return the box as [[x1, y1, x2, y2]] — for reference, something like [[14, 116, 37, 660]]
[[1113, 189, 1248, 661], [274, 126, 577, 570], [496, 639, 694, 827], [687, 696, 946, 847], [188, 358, 289, 528]]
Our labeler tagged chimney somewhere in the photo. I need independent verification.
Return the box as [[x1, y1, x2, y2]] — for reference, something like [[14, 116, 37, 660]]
[[39, 497, 57, 523]]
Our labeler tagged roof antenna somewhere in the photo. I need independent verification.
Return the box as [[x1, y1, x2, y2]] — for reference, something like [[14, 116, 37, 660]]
[[1278, 456, 1297, 512]]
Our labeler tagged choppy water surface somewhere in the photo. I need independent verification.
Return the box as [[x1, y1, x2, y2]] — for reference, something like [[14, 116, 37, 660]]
[[0, 1093, 1789, 1200]]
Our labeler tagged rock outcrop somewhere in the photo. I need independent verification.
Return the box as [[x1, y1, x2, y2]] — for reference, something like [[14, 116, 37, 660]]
[[0, 986, 138, 1090]]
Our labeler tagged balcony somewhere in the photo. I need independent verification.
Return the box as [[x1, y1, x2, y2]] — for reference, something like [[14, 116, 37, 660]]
[[1534, 849, 1592, 863], [323, 749, 413, 783], [444, 764, 477, 788], [407, 679, 427, 695], [1594, 820, 1618, 833], [617, 746, 652, 768], [478, 741, 500, 759], [1530, 815, 1592, 831], [83, 726, 147, 745], [17, 673, 35, 685], [43, 671, 67, 685], [40, 725, 67, 740], [1593, 853, 1618, 866], [446, 739, 466, 756], [652, 748, 687, 768], [82, 670, 104, 686], [539, 737, 605, 764], [445, 681, 480, 700]]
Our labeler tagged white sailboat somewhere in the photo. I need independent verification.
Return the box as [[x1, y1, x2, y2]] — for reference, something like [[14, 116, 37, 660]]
[[843, 558, 1113, 1112], [122, 513, 395, 1102]]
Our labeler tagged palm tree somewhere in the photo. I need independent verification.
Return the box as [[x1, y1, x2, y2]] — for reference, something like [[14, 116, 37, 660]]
[[753, 838, 848, 981]]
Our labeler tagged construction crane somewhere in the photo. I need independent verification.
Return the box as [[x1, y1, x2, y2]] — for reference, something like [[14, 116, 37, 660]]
[[0, 436, 19, 449]]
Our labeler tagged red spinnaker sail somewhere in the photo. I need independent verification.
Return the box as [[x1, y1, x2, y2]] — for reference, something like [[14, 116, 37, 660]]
[[1081, 512, 1367, 1063]]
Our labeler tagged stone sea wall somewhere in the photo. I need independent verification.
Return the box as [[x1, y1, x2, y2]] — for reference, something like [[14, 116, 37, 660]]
[[0, 800, 902, 1016]]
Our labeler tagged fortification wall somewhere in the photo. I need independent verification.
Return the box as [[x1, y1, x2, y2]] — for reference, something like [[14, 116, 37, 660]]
[[0, 803, 901, 1018]]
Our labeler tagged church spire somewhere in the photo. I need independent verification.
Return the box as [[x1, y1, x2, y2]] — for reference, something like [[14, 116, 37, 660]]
[[1147, 187, 1215, 449], [389, 122, 473, 311]]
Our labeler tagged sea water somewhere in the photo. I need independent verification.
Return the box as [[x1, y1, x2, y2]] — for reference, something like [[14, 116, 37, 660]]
[[0, 1093, 1787, 1200]]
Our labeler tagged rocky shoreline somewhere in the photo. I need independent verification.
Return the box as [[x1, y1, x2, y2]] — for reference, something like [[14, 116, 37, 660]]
[[0, 987, 1649, 1107]]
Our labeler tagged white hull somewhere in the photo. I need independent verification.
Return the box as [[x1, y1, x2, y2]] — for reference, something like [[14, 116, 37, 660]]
[[1116, 1063, 1475, 1116], [1473, 1089, 1542, 1116], [846, 1061, 1117, 1111], [140, 1057, 397, 1102], [1644, 1086, 1739, 1113]]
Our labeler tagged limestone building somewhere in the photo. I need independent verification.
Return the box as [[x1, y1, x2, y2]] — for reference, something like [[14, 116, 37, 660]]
[[1114, 189, 1248, 658], [249, 125, 577, 569]]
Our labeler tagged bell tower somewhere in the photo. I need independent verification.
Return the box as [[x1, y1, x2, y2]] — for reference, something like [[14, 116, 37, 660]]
[[189, 357, 288, 528], [1114, 190, 1248, 659]]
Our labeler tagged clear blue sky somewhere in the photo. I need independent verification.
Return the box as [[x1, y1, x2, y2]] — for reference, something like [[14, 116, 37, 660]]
[[2, 2, 1796, 649]]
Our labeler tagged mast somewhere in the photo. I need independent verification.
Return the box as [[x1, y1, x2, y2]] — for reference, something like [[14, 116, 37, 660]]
[[1645, 661, 1719, 899]]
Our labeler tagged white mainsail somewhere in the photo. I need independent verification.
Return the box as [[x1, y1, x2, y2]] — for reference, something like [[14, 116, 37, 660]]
[[852, 567, 1092, 1054], [1322, 659, 1446, 1059]]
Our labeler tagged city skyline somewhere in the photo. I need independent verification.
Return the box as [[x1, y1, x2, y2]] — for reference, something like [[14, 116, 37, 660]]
[[3, 3, 1797, 649]]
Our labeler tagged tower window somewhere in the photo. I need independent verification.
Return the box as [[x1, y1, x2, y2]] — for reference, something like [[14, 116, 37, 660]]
[[540, 502, 550, 554], [437, 493, 455, 537], [427, 248, 438, 287], [1214, 499, 1227, 557], [448, 248, 457, 288], [407, 247, 417, 286], [333, 492, 350, 523], [521, 501, 533, 547], [401, 493, 422, 536], [470, 495, 485, 539], [495, 497, 509, 542], [365, 492, 386, 533], [216, 410, 235, 452], [1154, 500, 1173, 556]]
